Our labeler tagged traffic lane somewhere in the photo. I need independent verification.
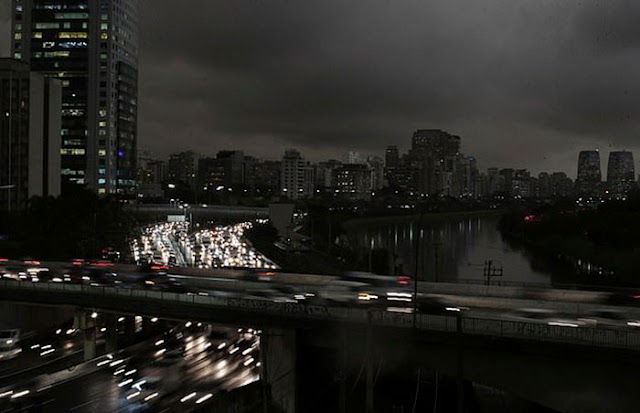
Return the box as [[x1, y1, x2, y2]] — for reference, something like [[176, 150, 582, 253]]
[[9, 328, 258, 413], [0, 331, 87, 379]]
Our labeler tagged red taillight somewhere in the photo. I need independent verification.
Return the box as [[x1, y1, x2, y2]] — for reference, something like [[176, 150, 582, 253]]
[[397, 276, 410, 286], [91, 262, 114, 267], [0, 258, 8, 263], [150, 265, 168, 271]]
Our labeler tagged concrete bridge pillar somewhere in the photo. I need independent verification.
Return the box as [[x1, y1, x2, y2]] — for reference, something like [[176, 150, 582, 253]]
[[261, 327, 297, 413], [104, 314, 118, 353], [121, 316, 136, 346], [73, 311, 97, 361]]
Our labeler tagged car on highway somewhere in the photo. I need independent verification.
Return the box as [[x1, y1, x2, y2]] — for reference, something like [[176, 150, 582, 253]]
[[0, 329, 22, 360], [578, 309, 640, 329], [316, 280, 372, 305], [414, 295, 465, 315], [503, 308, 584, 327]]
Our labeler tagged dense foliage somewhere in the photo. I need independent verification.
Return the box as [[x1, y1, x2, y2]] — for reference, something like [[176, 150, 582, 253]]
[[499, 195, 640, 286], [0, 186, 135, 260]]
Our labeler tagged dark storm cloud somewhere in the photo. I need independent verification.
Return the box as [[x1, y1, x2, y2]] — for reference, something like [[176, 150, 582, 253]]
[[137, 0, 640, 173], [3, 1, 639, 174]]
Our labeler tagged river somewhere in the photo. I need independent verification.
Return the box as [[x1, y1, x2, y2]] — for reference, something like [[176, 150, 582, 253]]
[[350, 214, 553, 286]]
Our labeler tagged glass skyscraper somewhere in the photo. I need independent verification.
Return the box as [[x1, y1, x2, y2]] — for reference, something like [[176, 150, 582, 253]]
[[11, 0, 139, 195]]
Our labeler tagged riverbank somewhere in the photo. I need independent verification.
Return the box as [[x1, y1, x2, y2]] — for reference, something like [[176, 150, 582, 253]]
[[498, 204, 640, 288], [244, 225, 347, 275], [343, 209, 505, 230]]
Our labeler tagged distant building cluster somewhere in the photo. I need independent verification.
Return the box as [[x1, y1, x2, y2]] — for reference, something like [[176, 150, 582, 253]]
[[138, 130, 638, 203]]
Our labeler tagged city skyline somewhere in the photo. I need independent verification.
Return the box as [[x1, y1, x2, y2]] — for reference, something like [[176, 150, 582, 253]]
[[2, 1, 640, 177]]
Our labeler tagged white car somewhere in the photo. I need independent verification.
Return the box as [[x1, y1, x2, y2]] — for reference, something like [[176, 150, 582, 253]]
[[317, 281, 372, 305]]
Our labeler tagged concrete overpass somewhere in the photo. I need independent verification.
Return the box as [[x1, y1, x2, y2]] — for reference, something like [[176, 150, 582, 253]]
[[0, 280, 638, 412]]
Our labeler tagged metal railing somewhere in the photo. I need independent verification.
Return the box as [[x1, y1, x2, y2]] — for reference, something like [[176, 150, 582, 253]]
[[2, 279, 640, 352]]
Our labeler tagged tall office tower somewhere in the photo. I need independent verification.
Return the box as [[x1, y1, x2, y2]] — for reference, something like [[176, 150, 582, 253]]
[[576, 150, 601, 196], [458, 156, 478, 198], [281, 149, 313, 200], [11, 0, 140, 195], [607, 151, 635, 197], [0, 58, 62, 211], [385, 146, 399, 168], [409, 129, 461, 197]]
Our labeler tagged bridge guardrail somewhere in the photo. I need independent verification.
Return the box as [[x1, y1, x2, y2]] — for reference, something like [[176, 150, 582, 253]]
[[2, 279, 640, 352]]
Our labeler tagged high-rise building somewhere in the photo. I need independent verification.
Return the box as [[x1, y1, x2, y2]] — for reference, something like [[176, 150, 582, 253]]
[[216, 150, 245, 187], [366, 156, 385, 190], [12, 0, 140, 195], [253, 160, 281, 197], [334, 164, 373, 201], [316, 159, 342, 188], [607, 151, 635, 197], [512, 169, 531, 198], [280, 149, 313, 200], [409, 129, 461, 197], [499, 168, 514, 197], [167, 151, 196, 188], [385, 146, 399, 169], [551, 172, 573, 197], [0, 58, 62, 211], [538, 172, 551, 198], [197, 150, 248, 191], [458, 156, 478, 198], [576, 150, 601, 196]]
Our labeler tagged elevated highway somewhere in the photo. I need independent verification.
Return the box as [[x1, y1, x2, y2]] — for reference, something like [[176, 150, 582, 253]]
[[0, 279, 638, 412]]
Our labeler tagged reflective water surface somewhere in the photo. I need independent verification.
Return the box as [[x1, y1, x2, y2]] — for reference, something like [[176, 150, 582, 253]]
[[351, 214, 552, 285]]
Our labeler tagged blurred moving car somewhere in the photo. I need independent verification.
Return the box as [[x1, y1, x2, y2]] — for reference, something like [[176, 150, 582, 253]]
[[503, 308, 583, 327], [317, 280, 372, 305], [414, 295, 464, 315], [578, 309, 640, 328]]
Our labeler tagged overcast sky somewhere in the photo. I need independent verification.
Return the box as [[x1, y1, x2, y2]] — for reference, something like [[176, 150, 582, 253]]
[[2, 1, 640, 176]]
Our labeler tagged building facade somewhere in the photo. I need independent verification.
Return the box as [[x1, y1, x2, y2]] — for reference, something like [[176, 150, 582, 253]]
[[607, 151, 635, 197], [334, 164, 373, 201], [167, 151, 196, 189], [576, 150, 601, 196], [408, 129, 461, 197], [12, 0, 140, 195], [280, 149, 313, 200], [0, 58, 61, 211]]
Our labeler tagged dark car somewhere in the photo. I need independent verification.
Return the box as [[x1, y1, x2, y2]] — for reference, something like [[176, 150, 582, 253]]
[[140, 274, 189, 293], [415, 296, 463, 315]]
